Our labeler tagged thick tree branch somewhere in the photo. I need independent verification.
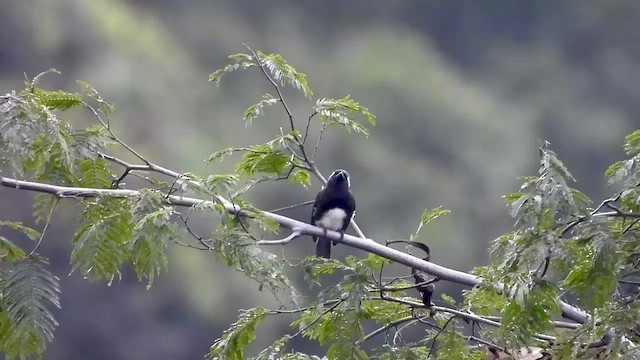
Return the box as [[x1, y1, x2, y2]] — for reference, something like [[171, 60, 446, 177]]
[[0, 175, 589, 324]]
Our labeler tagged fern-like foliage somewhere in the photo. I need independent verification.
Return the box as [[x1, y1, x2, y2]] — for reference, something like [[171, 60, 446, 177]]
[[71, 197, 133, 283], [0, 93, 70, 176], [465, 145, 590, 346], [0, 238, 26, 263], [236, 145, 291, 176], [1, 73, 112, 183], [243, 94, 278, 126], [0, 256, 61, 359], [208, 53, 256, 86], [250, 336, 313, 360], [314, 95, 376, 136], [130, 190, 177, 288], [213, 229, 298, 303], [71, 126, 112, 160], [31, 88, 83, 111], [256, 51, 313, 98], [207, 133, 311, 188], [207, 308, 267, 360], [76, 158, 114, 189]]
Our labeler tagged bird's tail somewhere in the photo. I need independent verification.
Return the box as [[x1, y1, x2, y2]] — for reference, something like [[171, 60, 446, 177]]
[[315, 237, 331, 258]]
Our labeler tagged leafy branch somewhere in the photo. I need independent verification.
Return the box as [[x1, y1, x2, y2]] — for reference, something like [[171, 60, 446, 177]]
[[1, 51, 639, 359]]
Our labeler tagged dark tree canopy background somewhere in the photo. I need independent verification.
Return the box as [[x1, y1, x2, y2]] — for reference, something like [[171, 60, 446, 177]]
[[0, 1, 637, 359]]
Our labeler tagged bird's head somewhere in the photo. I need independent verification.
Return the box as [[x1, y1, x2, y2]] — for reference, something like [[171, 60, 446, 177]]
[[327, 169, 350, 189]]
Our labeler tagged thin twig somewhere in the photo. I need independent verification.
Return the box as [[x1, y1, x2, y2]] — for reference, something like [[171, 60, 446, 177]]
[[267, 200, 314, 213], [312, 123, 326, 160], [177, 213, 214, 250], [84, 103, 150, 165], [428, 315, 456, 358], [254, 230, 302, 245], [302, 111, 317, 145], [29, 197, 58, 255], [290, 298, 344, 339]]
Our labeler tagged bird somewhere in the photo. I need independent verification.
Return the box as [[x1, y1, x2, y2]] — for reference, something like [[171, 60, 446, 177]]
[[311, 169, 356, 258]]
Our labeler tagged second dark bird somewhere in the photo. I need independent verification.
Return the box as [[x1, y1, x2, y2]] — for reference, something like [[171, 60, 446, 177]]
[[311, 169, 356, 258]]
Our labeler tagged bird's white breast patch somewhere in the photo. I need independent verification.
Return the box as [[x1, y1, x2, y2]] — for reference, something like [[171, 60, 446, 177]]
[[315, 208, 347, 231]]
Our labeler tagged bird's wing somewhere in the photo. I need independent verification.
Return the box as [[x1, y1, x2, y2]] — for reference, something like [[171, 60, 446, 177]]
[[310, 190, 323, 223], [341, 192, 356, 231], [311, 189, 325, 242]]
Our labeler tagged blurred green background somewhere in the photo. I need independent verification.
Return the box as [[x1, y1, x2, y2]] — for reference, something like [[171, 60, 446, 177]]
[[0, 1, 637, 358]]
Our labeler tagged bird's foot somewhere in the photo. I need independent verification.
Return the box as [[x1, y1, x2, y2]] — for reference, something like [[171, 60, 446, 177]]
[[332, 230, 345, 246]]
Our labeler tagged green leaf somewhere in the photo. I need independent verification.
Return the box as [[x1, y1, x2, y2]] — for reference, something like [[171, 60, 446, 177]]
[[238, 204, 280, 234], [252, 335, 294, 360], [32, 89, 83, 111], [213, 221, 299, 305], [208, 53, 256, 86], [76, 80, 114, 114], [204, 174, 239, 195], [563, 235, 617, 308], [303, 257, 348, 283], [361, 298, 410, 324], [130, 190, 177, 288], [23, 133, 75, 185], [206, 147, 236, 164], [0, 256, 61, 359], [502, 192, 523, 204], [0, 237, 26, 262], [208, 308, 267, 360], [623, 129, 640, 155], [315, 95, 376, 137], [32, 194, 59, 225], [361, 253, 391, 271], [500, 280, 558, 344], [76, 158, 114, 188], [372, 346, 432, 360], [411, 206, 450, 241], [71, 126, 112, 159], [236, 145, 291, 176], [327, 343, 369, 360], [0, 221, 41, 241], [463, 284, 507, 315], [256, 51, 313, 97], [1, 89, 76, 179], [242, 94, 278, 126], [288, 167, 311, 187], [71, 197, 133, 283]]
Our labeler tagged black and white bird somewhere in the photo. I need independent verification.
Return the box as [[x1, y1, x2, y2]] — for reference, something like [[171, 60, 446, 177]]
[[311, 169, 356, 258]]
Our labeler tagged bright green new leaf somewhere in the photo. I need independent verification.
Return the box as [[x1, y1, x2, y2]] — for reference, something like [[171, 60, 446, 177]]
[[411, 206, 450, 241]]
